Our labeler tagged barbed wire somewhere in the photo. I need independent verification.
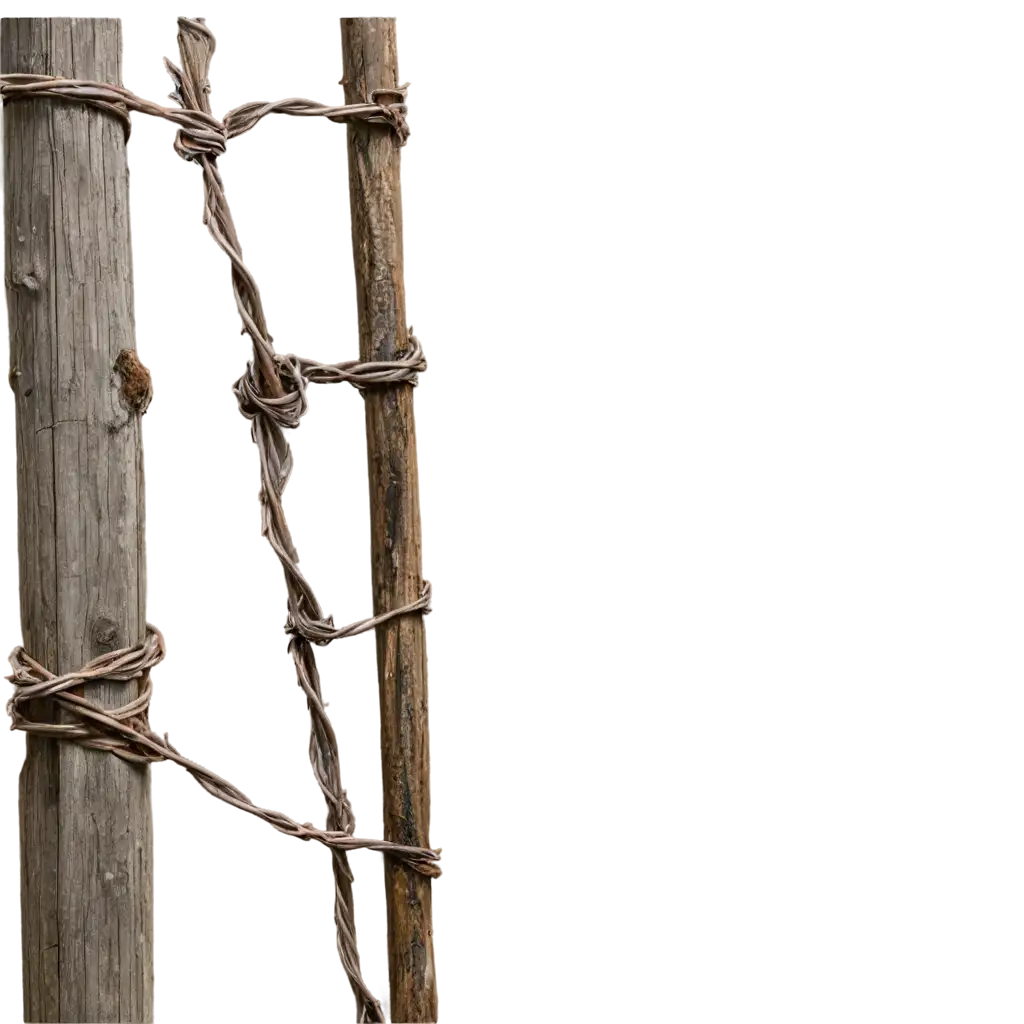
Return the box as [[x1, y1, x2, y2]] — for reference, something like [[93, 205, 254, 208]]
[[3, 16, 427, 1023]]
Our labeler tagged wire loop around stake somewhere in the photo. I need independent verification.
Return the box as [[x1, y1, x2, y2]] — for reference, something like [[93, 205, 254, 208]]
[[6, 621, 440, 876], [0, 59, 410, 151], [3, 16, 426, 1023]]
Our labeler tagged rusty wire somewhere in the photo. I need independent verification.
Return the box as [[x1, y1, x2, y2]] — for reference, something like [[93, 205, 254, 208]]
[[2, 15, 426, 1023]]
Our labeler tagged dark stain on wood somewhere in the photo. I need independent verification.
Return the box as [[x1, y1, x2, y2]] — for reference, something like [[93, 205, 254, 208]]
[[90, 615, 121, 654]]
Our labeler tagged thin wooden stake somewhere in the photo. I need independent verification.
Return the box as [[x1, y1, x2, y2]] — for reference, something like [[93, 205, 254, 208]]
[[2, 17, 153, 1022], [340, 18, 438, 1023]]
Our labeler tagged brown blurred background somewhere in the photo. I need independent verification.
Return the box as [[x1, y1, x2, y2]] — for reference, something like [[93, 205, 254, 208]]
[[2, 16, 1024, 1024]]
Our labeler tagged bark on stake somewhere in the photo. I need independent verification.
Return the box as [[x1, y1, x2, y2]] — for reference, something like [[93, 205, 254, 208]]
[[340, 17, 438, 1023]]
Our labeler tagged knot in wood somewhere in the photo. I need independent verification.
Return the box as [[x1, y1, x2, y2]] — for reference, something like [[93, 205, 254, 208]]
[[114, 349, 153, 414], [91, 616, 122, 652]]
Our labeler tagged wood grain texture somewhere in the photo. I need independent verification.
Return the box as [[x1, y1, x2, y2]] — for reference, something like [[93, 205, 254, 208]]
[[2, 18, 153, 1022], [340, 18, 437, 1023]]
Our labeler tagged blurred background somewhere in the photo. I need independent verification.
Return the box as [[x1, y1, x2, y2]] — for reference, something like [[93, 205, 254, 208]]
[[1, 2, 1022, 1020]]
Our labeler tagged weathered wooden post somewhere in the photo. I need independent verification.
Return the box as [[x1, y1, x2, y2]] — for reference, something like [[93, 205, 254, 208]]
[[2, 16, 153, 1023], [341, 18, 438, 1022]]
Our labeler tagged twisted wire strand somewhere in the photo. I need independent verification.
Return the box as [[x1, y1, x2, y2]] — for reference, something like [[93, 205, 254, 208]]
[[0, 67, 409, 150], [5, 628, 441, 874], [2, 16, 423, 1024], [169, 17, 416, 1021]]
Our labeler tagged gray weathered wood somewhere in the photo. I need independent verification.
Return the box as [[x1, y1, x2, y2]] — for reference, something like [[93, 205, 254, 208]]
[[3, 17, 153, 1022], [340, 18, 438, 1022]]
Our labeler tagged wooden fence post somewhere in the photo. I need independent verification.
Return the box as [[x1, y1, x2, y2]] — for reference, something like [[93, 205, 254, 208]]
[[2, 17, 153, 1022], [340, 18, 438, 1023]]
